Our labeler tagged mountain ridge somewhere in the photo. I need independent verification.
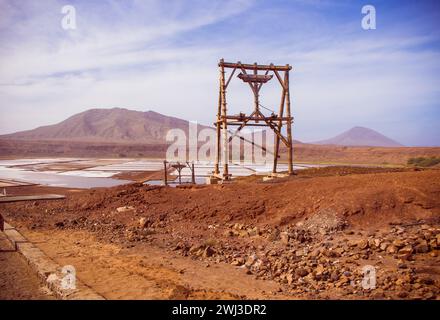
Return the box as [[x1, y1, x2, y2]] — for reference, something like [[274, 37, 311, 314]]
[[1, 109, 403, 147], [312, 126, 403, 147], [0, 108, 209, 144]]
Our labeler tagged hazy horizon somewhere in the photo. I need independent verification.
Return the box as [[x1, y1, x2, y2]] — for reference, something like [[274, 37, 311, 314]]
[[0, 106, 432, 147], [0, 0, 439, 146]]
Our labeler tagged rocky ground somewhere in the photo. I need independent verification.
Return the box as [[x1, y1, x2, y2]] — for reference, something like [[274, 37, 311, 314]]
[[1, 166, 439, 299], [184, 219, 439, 299]]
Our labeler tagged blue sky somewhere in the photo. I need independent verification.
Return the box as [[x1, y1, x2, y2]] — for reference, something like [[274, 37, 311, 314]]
[[0, 0, 439, 146]]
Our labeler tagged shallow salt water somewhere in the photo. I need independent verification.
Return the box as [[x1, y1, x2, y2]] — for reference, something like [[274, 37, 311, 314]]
[[0, 164, 131, 189], [58, 170, 121, 178], [0, 158, 328, 189]]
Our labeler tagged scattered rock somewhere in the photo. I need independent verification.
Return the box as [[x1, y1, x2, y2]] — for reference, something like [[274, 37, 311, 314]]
[[247, 227, 259, 237], [140, 228, 155, 236], [54, 221, 64, 228], [231, 258, 244, 266], [203, 246, 215, 258], [189, 244, 204, 255], [286, 273, 294, 285], [386, 245, 398, 254], [357, 239, 369, 250], [330, 272, 340, 282], [392, 239, 405, 248], [296, 268, 309, 278], [419, 277, 434, 285], [280, 232, 290, 245], [397, 291, 408, 298], [223, 230, 234, 237], [139, 217, 148, 229], [116, 206, 135, 213], [414, 241, 429, 253], [399, 245, 413, 255]]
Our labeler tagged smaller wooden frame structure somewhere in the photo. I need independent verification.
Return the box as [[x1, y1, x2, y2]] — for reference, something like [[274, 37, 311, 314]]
[[214, 59, 294, 179], [163, 161, 195, 186]]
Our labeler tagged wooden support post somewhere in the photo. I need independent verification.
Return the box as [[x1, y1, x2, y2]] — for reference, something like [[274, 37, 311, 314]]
[[163, 160, 168, 186], [214, 81, 222, 175], [285, 66, 294, 175], [191, 162, 195, 184], [273, 71, 287, 174], [177, 162, 182, 184], [0, 213, 4, 232], [220, 59, 229, 178], [253, 63, 259, 115]]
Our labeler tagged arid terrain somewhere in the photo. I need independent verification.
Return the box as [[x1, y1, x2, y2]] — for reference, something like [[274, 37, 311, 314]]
[[1, 166, 439, 299], [1, 109, 439, 300]]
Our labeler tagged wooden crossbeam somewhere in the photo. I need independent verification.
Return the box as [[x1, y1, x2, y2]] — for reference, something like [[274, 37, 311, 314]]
[[219, 61, 292, 71], [220, 115, 292, 121]]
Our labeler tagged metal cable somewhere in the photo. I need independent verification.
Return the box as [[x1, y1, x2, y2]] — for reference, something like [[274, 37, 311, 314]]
[[258, 103, 276, 114]]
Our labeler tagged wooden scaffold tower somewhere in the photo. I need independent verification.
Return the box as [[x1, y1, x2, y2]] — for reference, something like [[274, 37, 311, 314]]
[[213, 59, 294, 180]]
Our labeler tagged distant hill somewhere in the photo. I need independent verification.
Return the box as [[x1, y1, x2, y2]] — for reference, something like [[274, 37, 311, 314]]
[[2, 112, 439, 163], [0, 107, 305, 145], [0, 109, 402, 148], [313, 126, 403, 147], [0, 108, 209, 143]]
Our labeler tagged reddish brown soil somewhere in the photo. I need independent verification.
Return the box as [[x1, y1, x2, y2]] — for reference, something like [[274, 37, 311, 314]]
[[18, 228, 284, 300], [6, 166, 435, 231], [1, 166, 439, 299]]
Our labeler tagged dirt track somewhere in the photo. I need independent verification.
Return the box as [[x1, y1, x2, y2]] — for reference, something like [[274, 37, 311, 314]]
[[1, 166, 439, 299], [0, 233, 53, 300]]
